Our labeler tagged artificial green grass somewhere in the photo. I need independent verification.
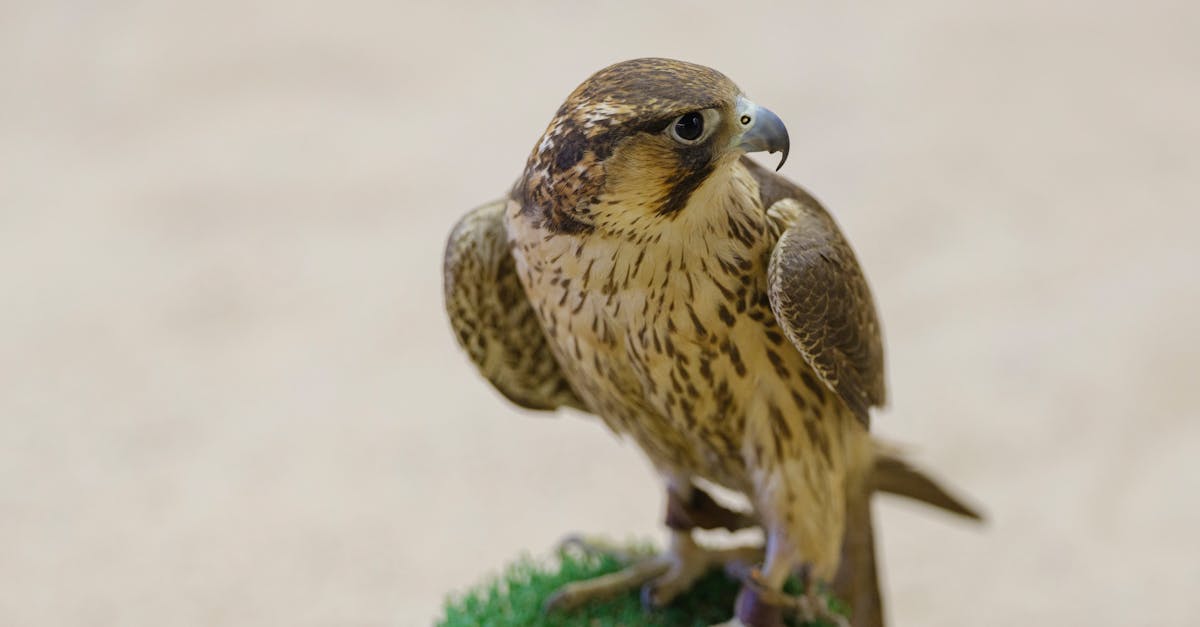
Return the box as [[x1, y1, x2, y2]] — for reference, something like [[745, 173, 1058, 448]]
[[438, 542, 845, 626]]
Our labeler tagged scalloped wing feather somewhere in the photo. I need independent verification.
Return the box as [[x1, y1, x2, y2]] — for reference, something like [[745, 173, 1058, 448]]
[[742, 158, 886, 427], [443, 200, 584, 412]]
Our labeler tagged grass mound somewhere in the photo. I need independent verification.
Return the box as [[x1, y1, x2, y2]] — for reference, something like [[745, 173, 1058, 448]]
[[438, 542, 844, 626]]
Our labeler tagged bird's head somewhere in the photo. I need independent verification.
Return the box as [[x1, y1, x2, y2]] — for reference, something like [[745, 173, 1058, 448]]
[[517, 58, 789, 235]]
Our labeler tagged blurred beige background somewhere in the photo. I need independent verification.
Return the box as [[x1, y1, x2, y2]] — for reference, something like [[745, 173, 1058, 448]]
[[2, 0, 1198, 625]]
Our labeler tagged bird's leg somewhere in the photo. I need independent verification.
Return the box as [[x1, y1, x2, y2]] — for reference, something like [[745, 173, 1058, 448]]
[[731, 537, 791, 627], [642, 482, 761, 608], [544, 482, 761, 614], [641, 523, 765, 609], [663, 481, 759, 532], [730, 534, 849, 627]]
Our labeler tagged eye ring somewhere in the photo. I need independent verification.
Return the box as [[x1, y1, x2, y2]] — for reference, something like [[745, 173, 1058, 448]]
[[667, 109, 719, 145]]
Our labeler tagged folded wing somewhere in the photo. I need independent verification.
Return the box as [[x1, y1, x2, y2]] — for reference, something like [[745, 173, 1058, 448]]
[[745, 158, 886, 427], [443, 200, 584, 412]]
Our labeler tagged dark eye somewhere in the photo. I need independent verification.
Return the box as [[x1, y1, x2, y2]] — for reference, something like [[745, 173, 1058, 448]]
[[671, 112, 705, 143]]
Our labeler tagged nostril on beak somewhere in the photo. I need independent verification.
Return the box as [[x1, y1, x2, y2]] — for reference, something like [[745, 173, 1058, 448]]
[[740, 114, 752, 126]]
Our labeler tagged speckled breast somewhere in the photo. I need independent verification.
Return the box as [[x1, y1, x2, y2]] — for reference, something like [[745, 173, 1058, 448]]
[[503, 196, 837, 491]]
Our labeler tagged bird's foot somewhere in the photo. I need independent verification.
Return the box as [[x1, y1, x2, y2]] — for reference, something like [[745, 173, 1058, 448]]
[[641, 532, 763, 609], [732, 569, 849, 627], [543, 533, 763, 614], [796, 587, 850, 627]]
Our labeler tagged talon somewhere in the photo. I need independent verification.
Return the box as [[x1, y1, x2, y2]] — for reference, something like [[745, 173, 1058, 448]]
[[555, 533, 600, 556], [804, 587, 850, 627], [555, 534, 585, 553], [544, 555, 670, 614], [555, 533, 637, 563], [734, 579, 786, 627], [733, 572, 848, 627], [542, 589, 569, 613], [640, 581, 662, 611]]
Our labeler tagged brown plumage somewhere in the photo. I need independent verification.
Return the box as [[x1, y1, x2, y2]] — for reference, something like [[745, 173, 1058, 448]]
[[444, 58, 978, 627], [761, 162, 886, 427], [443, 200, 584, 411]]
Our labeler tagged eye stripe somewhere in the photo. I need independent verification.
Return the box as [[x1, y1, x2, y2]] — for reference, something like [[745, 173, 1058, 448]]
[[656, 161, 716, 216]]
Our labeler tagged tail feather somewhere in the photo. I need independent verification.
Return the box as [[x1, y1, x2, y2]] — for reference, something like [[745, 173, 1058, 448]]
[[832, 492, 884, 627], [833, 451, 982, 626], [871, 454, 984, 521]]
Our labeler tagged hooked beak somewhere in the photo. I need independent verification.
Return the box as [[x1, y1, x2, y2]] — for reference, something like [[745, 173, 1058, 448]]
[[732, 97, 790, 171]]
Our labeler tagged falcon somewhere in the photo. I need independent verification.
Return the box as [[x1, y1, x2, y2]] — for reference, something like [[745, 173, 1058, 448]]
[[444, 58, 979, 627]]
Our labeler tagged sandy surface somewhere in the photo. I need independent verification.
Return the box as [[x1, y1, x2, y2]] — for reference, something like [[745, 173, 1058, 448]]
[[2, 1, 1198, 625]]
